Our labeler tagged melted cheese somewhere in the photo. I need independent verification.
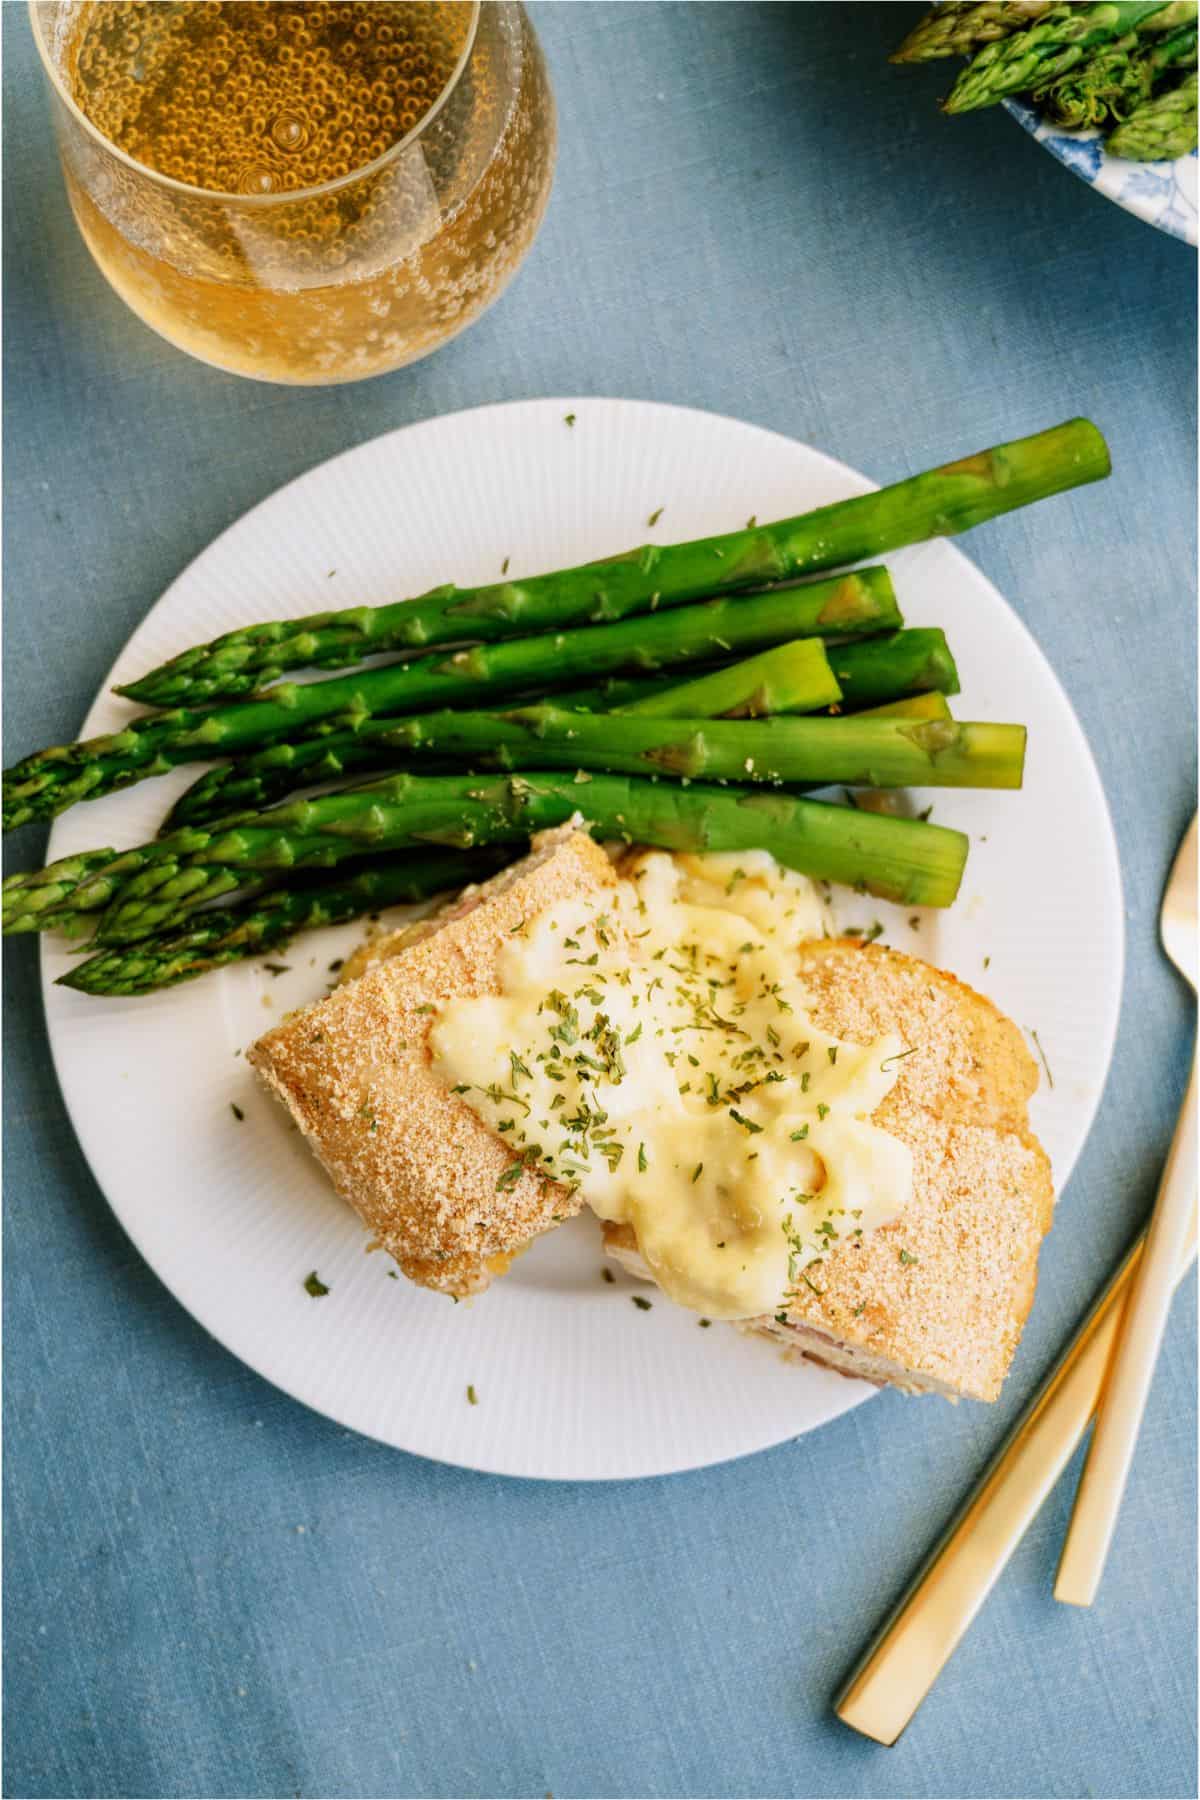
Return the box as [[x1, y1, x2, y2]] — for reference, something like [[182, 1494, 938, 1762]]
[[430, 851, 912, 1320]]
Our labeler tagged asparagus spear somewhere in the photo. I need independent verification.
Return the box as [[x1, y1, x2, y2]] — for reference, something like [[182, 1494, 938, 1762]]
[[166, 704, 1020, 793], [4, 771, 970, 942], [3, 569, 898, 832], [1107, 65, 1198, 151], [1035, 21, 1196, 125], [559, 631, 961, 718], [58, 851, 510, 996], [115, 420, 1109, 707], [617, 639, 840, 719], [826, 630, 959, 704], [892, 2, 1053, 63], [944, 2, 1174, 111]]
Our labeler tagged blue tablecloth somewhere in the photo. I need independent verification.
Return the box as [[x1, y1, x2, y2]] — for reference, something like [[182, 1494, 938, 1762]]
[[4, 6, 1196, 1797]]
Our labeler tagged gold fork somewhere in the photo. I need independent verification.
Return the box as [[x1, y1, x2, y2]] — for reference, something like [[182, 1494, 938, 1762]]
[[1055, 815, 1197, 1605]]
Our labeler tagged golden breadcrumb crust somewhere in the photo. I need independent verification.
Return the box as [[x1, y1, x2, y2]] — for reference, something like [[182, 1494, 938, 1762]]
[[607, 936, 1053, 1402], [248, 831, 616, 1296]]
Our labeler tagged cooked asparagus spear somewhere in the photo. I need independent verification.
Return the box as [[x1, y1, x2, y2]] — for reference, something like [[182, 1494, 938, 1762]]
[[617, 639, 842, 719], [557, 628, 959, 717], [892, 2, 1053, 64], [1107, 65, 1198, 151], [173, 705, 1021, 793], [826, 630, 959, 704], [3, 771, 970, 942], [1035, 21, 1196, 126], [113, 420, 1110, 707], [944, 2, 1174, 111], [57, 851, 509, 996], [3, 569, 898, 832]]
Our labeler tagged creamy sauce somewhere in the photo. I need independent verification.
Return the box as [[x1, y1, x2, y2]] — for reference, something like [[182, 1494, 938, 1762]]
[[430, 852, 912, 1320]]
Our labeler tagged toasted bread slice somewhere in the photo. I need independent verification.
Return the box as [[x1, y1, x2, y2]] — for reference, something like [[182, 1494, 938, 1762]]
[[249, 829, 616, 1297], [606, 938, 1053, 1401]]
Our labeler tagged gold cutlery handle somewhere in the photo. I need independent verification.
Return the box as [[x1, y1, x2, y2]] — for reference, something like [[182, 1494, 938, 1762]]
[[834, 1211, 1198, 1746], [1055, 1051, 1198, 1605]]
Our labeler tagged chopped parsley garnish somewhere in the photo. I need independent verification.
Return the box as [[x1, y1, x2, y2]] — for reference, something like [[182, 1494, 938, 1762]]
[[631, 1295, 652, 1311], [898, 1249, 919, 1267], [647, 506, 664, 527], [303, 1271, 329, 1297], [230, 1102, 245, 1122], [466, 1384, 479, 1405], [816, 1102, 829, 1121]]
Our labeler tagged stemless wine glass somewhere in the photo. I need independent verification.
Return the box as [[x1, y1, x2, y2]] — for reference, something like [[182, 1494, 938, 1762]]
[[30, 2, 556, 384]]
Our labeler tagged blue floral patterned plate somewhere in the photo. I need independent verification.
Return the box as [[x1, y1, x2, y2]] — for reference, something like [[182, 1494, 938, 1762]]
[[1006, 96, 1197, 244]]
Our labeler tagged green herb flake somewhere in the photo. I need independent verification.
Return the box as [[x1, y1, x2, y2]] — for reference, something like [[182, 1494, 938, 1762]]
[[496, 1162, 526, 1192], [466, 1384, 479, 1405], [691, 1162, 704, 1184], [230, 1102, 245, 1122], [303, 1271, 330, 1298], [898, 1249, 919, 1267], [729, 1108, 763, 1135], [263, 962, 291, 976], [790, 1125, 809, 1141], [564, 412, 576, 427], [817, 1102, 830, 1121], [637, 1142, 648, 1173], [632, 1295, 653, 1311], [601, 1267, 616, 1284], [647, 506, 664, 527], [328, 959, 344, 973], [501, 556, 510, 576]]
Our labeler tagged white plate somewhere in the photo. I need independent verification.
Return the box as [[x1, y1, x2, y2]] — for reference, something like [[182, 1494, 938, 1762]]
[[40, 399, 1123, 1480], [1006, 96, 1198, 245]]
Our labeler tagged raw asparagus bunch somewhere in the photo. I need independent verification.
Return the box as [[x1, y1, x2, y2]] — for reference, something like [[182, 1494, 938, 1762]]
[[1108, 65, 1199, 150], [58, 851, 509, 997], [114, 420, 1110, 707], [944, 3, 1178, 112], [3, 569, 897, 831], [2, 771, 971, 944], [1035, 20, 1196, 125], [891, 2, 1053, 63]]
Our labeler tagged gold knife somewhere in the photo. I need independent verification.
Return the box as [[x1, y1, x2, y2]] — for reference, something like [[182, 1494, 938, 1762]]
[[834, 1212, 1197, 1746]]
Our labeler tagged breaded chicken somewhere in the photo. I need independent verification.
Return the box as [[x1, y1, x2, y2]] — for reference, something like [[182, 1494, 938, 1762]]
[[605, 939, 1053, 1402], [249, 829, 616, 1296]]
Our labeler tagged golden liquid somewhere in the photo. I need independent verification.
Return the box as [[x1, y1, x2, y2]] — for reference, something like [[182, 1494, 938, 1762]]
[[67, 2, 469, 194], [48, 1, 555, 382]]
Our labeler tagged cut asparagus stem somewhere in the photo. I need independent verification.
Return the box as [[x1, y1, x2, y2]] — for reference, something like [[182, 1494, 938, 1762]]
[[4, 771, 970, 942], [4, 568, 898, 832], [891, 2, 1053, 63], [827, 629, 960, 704], [58, 850, 510, 996], [114, 420, 1110, 706], [617, 639, 842, 718], [852, 691, 954, 721], [944, 2, 1176, 112]]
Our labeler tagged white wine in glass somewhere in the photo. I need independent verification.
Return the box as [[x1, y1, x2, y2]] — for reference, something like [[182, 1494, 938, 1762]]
[[31, 1, 557, 383]]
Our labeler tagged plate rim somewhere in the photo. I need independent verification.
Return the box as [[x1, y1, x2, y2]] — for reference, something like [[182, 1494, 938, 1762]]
[[1004, 96, 1199, 246], [38, 395, 1126, 1480]]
